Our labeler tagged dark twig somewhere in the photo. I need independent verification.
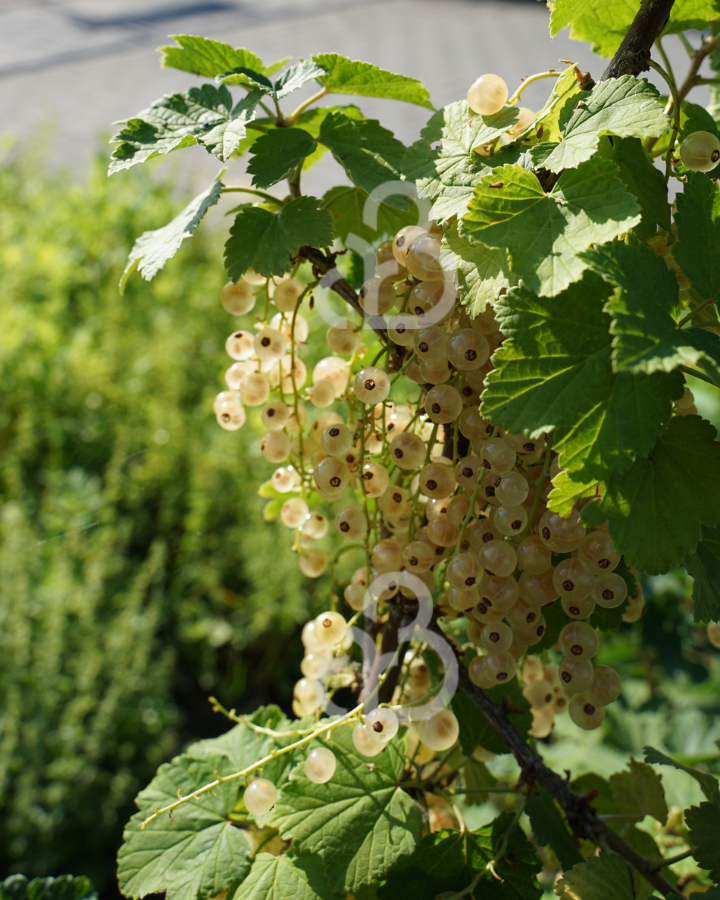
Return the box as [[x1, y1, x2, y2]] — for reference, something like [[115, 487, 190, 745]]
[[601, 0, 676, 80]]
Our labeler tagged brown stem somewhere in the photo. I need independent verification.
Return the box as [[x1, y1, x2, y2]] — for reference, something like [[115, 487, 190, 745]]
[[360, 603, 405, 703], [429, 620, 683, 897], [601, 0, 677, 80], [672, 31, 720, 109], [296, 245, 391, 345]]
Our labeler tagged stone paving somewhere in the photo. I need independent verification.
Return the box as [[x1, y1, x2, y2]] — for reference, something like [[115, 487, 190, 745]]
[[0, 0, 697, 194]]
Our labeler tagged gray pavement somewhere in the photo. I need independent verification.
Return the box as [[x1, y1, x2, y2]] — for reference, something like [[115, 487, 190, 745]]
[[0, 0, 701, 195]]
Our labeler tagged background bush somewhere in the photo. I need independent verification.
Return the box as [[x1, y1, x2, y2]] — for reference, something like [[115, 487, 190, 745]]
[[0, 149, 330, 889]]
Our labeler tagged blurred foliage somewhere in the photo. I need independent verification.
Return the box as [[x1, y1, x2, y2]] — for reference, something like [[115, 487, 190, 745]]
[[0, 148, 330, 886]]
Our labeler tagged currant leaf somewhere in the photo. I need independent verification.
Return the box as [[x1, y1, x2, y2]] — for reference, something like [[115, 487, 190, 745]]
[[583, 415, 720, 574], [233, 852, 335, 900], [270, 727, 421, 894], [542, 76, 668, 172], [554, 852, 641, 900], [224, 196, 334, 279], [322, 185, 418, 244], [674, 174, 720, 302], [460, 161, 641, 298], [440, 223, 510, 318], [481, 275, 682, 482], [247, 128, 318, 189], [312, 53, 433, 108], [160, 35, 282, 78], [609, 760, 669, 824], [644, 746, 720, 802], [582, 240, 720, 374], [684, 524, 720, 623], [120, 173, 224, 292], [685, 796, 720, 882], [0, 876, 97, 900]]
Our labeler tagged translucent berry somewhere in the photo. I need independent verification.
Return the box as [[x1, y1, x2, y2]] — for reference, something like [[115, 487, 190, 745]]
[[679, 130, 720, 172], [494, 504, 528, 537], [362, 461, 390, 498], [365, 708, 399, 743], [392, 225, 428, 266], [539, 509, 585, 553], [558, 622, 599, 661], [335, 505, 367, 540], [261, 400, 291, 431], [447, 552, 484, 589], [425, 384, 463, 425], [578, 531, 620, 574], [417, 709, 460, 751], [272, 278, 304, 312], [481, 621, 513, 652], [484, 650, 517, 684], [558, 657, 594, 693], [405, 233, 444, 282], [592, 572, 628, 609], [243, 778, 278, 816], [261, 431, 291, 463], [359, 277, 396, 316], [314, 457, 350, 498], [314, 611, 347, 645], [467, 74, 509, 116], [447, 329, 490, 370], [322, 423, 353, 457], [299, 550, 329, 578], [240, 373, 271, 407], [561, 594, 595, 620], [479, 438, 516, 475], [403, 540, 435, 573], [495, 471, 529, 507], [281, 497, 309, 529], [389, 432, 426, 470], [517, 535, 551, 574], [552, 558, 595, 601], [477, 539, 517, 578], [568, 694, 605, 730], [478, 572, 519, 613], [352, 723, 385, 757], [221, 280, 255, 315], [254, 327, 286, 362], [354, 367, 391, 404], [388, 313, 419, 346], [304, 746, 336, 783], [225, 330, 255, 361], [584, 665, 621, 706]]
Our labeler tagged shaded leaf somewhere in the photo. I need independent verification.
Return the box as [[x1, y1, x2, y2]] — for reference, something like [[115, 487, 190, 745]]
[[233, 852, 335, 900], [609, 759, 668, 823], [686, 796, 720, 881], [0, 876, 96, 900], [644, 746, 720, 801], [554, 851, 641, 899], [440, 223, 510, 317], [583, 416, 720, 574], [224, 196, 334, 279], [247, 128, 317, 189], [685, 523, 720, 623], [674, 173, 720, 302], [322, 185, 418, 244], [526, 787, 583, 870], [452, 676, 532, 756], [480, 275, 682, 482]]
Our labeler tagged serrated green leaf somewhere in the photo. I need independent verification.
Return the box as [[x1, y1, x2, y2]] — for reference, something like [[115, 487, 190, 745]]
[[547, 471, 599, 517], [480, 275, 682, 482], [542, 76, 668, 172], [554, 851, 641, 899], [452, 677, 532, 756], [120, 174, 223, 292], [583, 241, 720, 374], [597, 136, 670, 236], [378, 812, 542, 900], [582, 415, 720, 574], [403, 101, 517, 221], [233, 852, 335, 900], [0, 876, 97, 900], [524, 67, 585, 145], [263, 498, 282, 522], [686, 796, 720, 881], [322, 185, 418, 244], [160, 35, 269, 78], [110, 85, 260, 172], [526, 787, 583, 870], [271, 728, 421, 893], [224, 196, 334, 279], [549, 0, 720, 58], [270, 61, 328, 100], [675, 174, 720, 302], [685, 524, 720, 623], [440, 223, 510, 317], [609, 759, 668, 823], [117, 755, 250, 900], [247, 128, 317, 189], [644, 745, 720, 801], [460, 161, 641, 298], [312, 53, 433, 108], [318, 113, 409, 207]]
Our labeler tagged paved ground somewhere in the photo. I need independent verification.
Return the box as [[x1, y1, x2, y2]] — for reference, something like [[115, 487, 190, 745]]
[[0, 0, 698, 194]]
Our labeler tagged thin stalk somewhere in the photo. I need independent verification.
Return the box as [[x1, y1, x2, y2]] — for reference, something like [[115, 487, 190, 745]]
[[390, 352, 416, 384], [678, 32, 695, 57], [508, 70, 563, 105], [647, 848, 694, 871], [286, 86, 328, 125], [646, 59, 681, 182], [681, 365, 719, 387], [677, 298, 715, 327], [222, 186, 284, 207], [655, 37, 676, 85]]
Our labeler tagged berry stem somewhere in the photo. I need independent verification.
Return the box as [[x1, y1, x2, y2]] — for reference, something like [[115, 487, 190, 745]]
[[680, 364, 720, 388], [521, 433, 553, 539], [507, 70, 564, 105], [221, 186, 284, 206], [646, 59, 681, 182], [286, 86, 328, 126], [646, 847, 694, 871], [676, 297, 715, 328]]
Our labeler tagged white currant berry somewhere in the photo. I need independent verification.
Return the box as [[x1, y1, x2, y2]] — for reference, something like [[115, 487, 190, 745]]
[[389, 432, 426, 470], [425, 384, 463, 425], [448, 585, 479, 611], [225, 330, 255, 361], [243, 778, 277, 816], [313, 457, 350, 498], [299, 550, 329, 579], [304, 747, 336, 783], [480, 437, 516, 474], [225, 360, 256, 390], [419, 461, 456, 499], [477, 539, 517, 578], [481, 621, 513, 652], [493, 504, 528, 537], [467, 74, 509, 116], [379, 486, 410, 517], [553, 559, 595, 601], [240, 372, 271, 407], [679, 130, 720, 172], [281, 497, 309, 529], [484, 650, 517, 684], [365, 708, 399, 743], [271, 466, 299, 494], [495, 471, 529, 507], [388, 314, 419, 346], [353, 722, 385, 757], [353, 367, 391, 404], [447, 552, 483, 590], [221, 280, 255, 315], [261, 401, 290, 431], [315, 611, 347, 645], [592, 572, 628, 609], [539, 509, 585, 553], [392, 225, 427, 265], [519, 568, 558, 606], [558, 622, 599, 661], [561, 593, 595, 620], [344, 582, 368, 611], [403, 540, 436, 574], [425, 516, 460, 548], [321, 423, 353, 457], [558, 657, 594, 693], [301, 651, 330, 678], [327, 319, 361, 355], [478, 572, 519, 613], [294, 677, 323, 712], [300, 510, 329, 539], [447, 329, 490, 371], [358, 277, 396, 316], [578, 531, 620, 574], [419, 358, 452, 385], [361, 461, 390, 498], [335, 505, 368, 540], [568, 694, 605, 730], [261, 430, 291, 463], [417, 709, 459, 751], [405, 233, 444, 282], [313, 357, 348, 396], [272, 277, 304, 312]]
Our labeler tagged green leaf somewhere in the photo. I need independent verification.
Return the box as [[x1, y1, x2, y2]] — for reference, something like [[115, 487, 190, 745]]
[[233, 852, 335, 900], [378, 813, 542, 900], [247, 128, 317, 189], [609, 759, 669, 823], [322, 185, 418, 244], [224, 196, 334, 279], [685, 524, 720, 623], [110, 85, 260, 172], [643, 745, 720, 801], [120, 174, 223, 292], [547, 471, 599, 517], [452, 676, 532, 756], [675, 174, 720, 302], [318, 113, 409, 207], [526, 787, 583, 870], [0, 876, 97, 900], [160, 35, 270, 78], [525, 67, 586, 145], [117, 755, 250, 900], [583, 241, 720, 374], [271, 728, 421, 893], [312, 53, 433, 108], [440, 223, 510, 317], [549, 0, 720, 58], [597, 136, 671, 236], [686, 796, 720, 881], [403, 101, 517, 221], [480, 275, 682, 482], [583, 415, 720, 574], [461, 756, 498, 805], [269, 61, 328, 100], [460, 161, 641, 298], [542, 76, 668, 172], [554, 851, 642, 899]]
